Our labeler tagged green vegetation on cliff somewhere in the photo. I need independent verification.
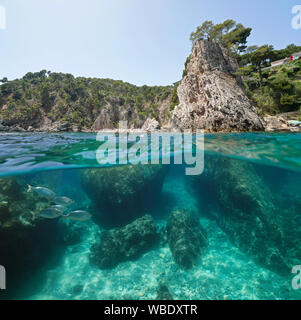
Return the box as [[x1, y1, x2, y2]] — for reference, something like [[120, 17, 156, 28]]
[[239, 53, 301, 115], [189, 20, 301, 117], [0, 71, 173, 129], [190, 19, 251, 53]]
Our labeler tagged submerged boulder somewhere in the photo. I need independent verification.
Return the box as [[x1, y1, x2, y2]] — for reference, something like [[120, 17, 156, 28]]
[[0, 178, 22, 199], [0, 174, 82, 299], [0, 202, 10, 223], [188, 155, 290, 275], [166, 209, 207, 269], [0, 177, 60, 298], [90, 215, 160, 269], [80, 164, 168, 226]]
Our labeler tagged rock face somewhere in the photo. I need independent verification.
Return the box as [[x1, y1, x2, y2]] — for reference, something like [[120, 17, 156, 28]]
[[171, 40, 264, 132], [142, 118, 160, 131], [166, 209, 207, 269], [90, 215, 159, 269], [188, 156, 290, 275], [80, 165, 168, 226], [92, 100, 143, 131], [0, 124, 9, 132], [92, 99, 171, 132]]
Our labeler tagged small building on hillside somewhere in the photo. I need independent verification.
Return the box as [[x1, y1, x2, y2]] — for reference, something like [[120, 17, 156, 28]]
[[270, 52, 301, 68], [271, 58, 288, 68], [292, 52, 301, 60]]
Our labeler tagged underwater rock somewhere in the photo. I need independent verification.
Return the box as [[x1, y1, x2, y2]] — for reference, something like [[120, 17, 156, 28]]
[[263, 171, 301, 266], [0, 202, 10, 223], [0, 177, 61, 298], [156, 280, 173, 300], [188, 156, 290, 275], [0, 178, 22, 200], [166, 209, 207, 269], [90, 215, 160, 269], [80, 165, 168, 226]]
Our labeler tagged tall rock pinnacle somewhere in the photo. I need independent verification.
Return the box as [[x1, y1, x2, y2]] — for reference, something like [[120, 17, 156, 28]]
[[171, 40, 264, 132]]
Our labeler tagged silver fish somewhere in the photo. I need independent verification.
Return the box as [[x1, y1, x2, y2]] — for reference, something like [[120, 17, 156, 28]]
[[64, 210, 91, 222], [54, 196, 74, 206], [27, 185, 56, 199], [51, 204, 67, 212], [37, 207, 63, 219]]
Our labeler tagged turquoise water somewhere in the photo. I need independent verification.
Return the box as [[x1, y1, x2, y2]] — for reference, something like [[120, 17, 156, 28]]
[[0, 132, 300, 300]]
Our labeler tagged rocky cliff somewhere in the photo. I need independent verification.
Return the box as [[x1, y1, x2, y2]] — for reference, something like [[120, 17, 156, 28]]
[[171, 40, 264, 132]]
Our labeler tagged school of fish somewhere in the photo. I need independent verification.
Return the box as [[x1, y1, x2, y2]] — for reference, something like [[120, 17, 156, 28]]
[[27, 185, 91, 222]]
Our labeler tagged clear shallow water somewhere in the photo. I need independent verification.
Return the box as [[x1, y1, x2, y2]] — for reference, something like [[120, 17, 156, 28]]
[[0, 132, 300, 300]]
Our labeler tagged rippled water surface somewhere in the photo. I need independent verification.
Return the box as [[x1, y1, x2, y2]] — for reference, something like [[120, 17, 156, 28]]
[[0, 132, 300, 176]]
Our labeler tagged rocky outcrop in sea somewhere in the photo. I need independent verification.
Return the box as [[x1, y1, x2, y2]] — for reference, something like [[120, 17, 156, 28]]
[[171, 40, 264, 132]]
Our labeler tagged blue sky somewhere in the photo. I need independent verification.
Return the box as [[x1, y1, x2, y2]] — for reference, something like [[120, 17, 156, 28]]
[[0, 0, 300, 86]]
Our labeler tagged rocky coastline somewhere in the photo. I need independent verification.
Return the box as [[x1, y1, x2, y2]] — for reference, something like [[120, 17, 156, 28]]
[[1, 40, 299, 134], [0, 117, 300, 133]]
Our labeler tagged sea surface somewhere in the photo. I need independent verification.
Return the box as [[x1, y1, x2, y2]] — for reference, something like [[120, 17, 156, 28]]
[[0, 132, 300, 300]]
